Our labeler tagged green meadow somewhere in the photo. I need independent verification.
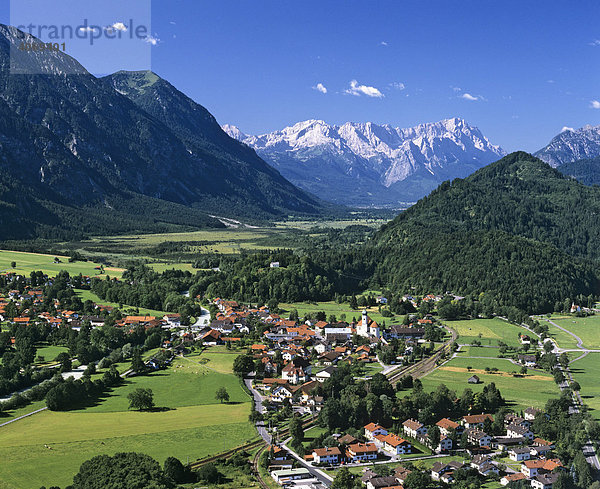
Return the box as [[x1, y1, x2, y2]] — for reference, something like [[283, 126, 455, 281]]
[[447, 318, 537, 347], [74, 288, 170, 317], [0, 349, 256, 489], [570, 352, 600, 420], [0, 250, 125, 278], [420, 356, 559, 411], [547, 314, 600, 350]]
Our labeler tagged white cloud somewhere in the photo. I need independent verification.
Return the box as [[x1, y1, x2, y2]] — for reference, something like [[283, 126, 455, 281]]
[[461, 92, 482, 101], [170, 21, 176, 25], [390, 82, 405, 90], [79, 26, 96, 32], [590, 100, 600, 109], [312, 83, 327, 94], [144, 35, 160, 46], [561, 126, 574, 132], [547, 79, 555, 84], [451, 86, 462, 93], [106, 22, 127, 33], [345, 80, 384, 98], [589, 39, 600, 46], [380, 41, 388, 46]]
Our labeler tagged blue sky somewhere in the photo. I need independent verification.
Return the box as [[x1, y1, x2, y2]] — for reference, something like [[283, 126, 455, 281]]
[[2, 0, 599, 151]]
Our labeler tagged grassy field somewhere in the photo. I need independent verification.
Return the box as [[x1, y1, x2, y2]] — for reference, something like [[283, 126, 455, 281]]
[[0, 250, 124, 278], [570, 353, 600, 420], [74, 289, 170, 317], [447, 318, 536, 347], [34, 344, 69, 365], [546, 314, 600, 349], [457, 346, 503, 358], [0, 348, 256, 489], [420, 356, 558, 411]]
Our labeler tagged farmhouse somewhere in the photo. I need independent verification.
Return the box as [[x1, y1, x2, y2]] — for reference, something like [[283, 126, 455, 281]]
[[436, 417, 462, 436], [525, 407, 543, 420], [364, 423, 388, 441], [316, 365, 336, 383], [518, 354, 537, 367], [312, 446, 341, 465], [509, 447, 532, 461], [366, 476, 402, 489], [507, 423, 534, 441], [346, 442, 378, 462], [501, 473, 527, 486], [462, 414, 493, 429], [466, 429, 492, 447], [386, 325, 425, 340], [381, 433, 412, 455], [402, 418, 427, 438], [532, 473, 560, 489]]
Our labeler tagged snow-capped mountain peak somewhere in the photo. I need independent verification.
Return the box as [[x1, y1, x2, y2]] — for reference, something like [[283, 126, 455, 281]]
[[535, 124, 600, 167], [223, 118, 505, 206]]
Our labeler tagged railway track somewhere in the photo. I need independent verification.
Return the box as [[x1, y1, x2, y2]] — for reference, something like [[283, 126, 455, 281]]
[[386, 327, 457, 383], [251, 444, 271, 489], [188, 417, 316, 470]]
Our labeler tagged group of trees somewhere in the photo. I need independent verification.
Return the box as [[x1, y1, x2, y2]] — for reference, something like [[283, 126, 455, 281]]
[[313, 365, 505, 435], [91, 266, 201, 323], [45, 364, 121, 411]]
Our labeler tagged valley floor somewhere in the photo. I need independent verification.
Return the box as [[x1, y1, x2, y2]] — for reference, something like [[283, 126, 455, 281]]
[[0, 347, 256, 489]]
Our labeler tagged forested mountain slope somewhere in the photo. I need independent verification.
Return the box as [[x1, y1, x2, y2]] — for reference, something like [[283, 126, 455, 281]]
[[0, 26, 322, 239], [377, 152, 600, 260], [368, 152, 600, 312], [558, 157, 600, 187]]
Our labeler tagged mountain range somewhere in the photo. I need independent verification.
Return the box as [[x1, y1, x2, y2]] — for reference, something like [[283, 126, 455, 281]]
[[535, 125, 600, 167], [224, 118, 506, 206], [0, 25, 323, 240]]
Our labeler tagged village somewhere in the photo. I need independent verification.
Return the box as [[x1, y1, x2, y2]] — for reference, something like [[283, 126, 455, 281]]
[[0, 271, 589, 489]]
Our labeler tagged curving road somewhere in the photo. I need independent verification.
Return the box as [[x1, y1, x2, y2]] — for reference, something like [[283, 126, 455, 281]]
[[537, 317, 600, 474]]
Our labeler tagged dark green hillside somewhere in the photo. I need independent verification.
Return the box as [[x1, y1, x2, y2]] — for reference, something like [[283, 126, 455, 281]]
[[366, 152, 600, 312], [558, 157, 600, 187], [0, 25, 324, 239], [378, 152, 600, 260]]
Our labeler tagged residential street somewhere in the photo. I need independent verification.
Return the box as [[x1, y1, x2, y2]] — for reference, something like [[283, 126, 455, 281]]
[[281, 439, 333, 487], [244, 376, 272, 445]]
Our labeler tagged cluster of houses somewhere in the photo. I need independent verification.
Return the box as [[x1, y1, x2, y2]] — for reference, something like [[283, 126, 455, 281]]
[[302, 407, 562, 489], [198, 300, 428, 412], [0, 274, 186, 334]]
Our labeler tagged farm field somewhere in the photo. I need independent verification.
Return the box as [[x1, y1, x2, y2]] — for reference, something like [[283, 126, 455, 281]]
[[447, 318, 536, 347], [0, 348, 255, 489], [77, 228, 287, 258], [570, 352, 600, 420], [74, 288, 170, 317], [547, 314, 600, 350], [0, 250, 124, 278], [420, 356, 558, 411], [456, 346, 503, 358]]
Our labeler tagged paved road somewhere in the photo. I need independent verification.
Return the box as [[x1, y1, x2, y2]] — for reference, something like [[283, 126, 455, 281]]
[[0, 407, 47, 428], [542, 317, 600, 473], [244, 377, 272, 445], [281, 439, 333, 487]]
